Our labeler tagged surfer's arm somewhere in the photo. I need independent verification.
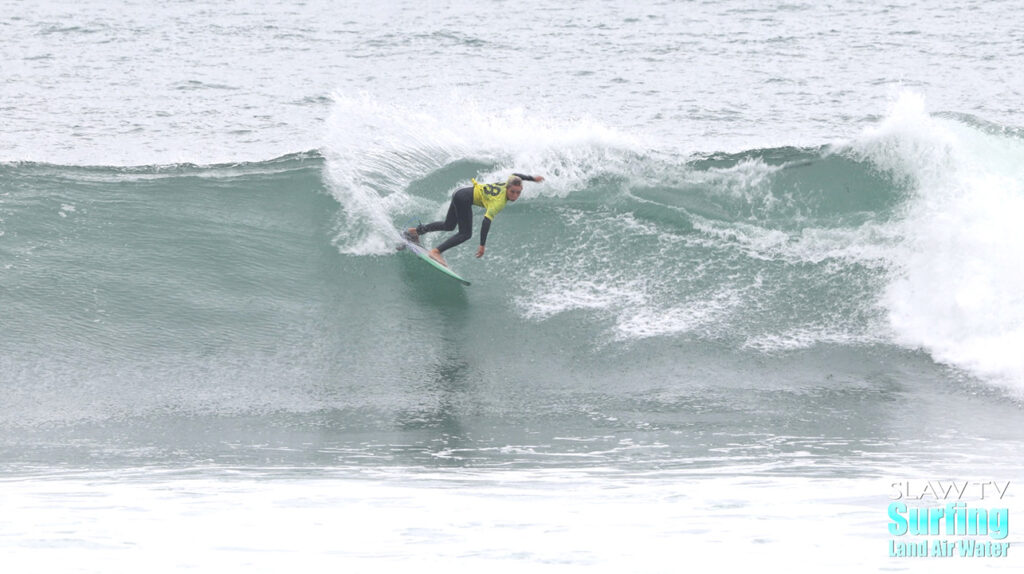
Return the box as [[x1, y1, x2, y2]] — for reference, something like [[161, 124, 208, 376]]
[[476, 217, 492, 258], [480, 216, 492, 247], [513, 173, 545, 183]]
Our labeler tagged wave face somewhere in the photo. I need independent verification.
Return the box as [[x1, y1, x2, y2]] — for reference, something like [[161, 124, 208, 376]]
[[319, 93, 1024, 390], [2, 95, 1023, 460]]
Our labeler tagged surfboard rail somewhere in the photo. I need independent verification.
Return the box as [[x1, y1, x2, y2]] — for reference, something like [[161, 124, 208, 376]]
[[397, 235, 471, 286]]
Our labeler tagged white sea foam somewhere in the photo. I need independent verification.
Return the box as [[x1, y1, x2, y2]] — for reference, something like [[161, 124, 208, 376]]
[[613, 289, 741, 341], [849, 92, 1024, 391], [3, 467, 1019, 574], [518, 279, 648, 321], [321, 93, 644, 255], [743, 328, 887, 353], [689, 216, 899, 268]]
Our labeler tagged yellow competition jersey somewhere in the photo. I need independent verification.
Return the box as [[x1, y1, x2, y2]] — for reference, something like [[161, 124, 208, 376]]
[[471, 179, 509, 220]]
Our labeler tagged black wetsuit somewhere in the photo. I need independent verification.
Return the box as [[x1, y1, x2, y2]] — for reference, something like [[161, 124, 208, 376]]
[[417, 186, 476, 253], [416, 174, 536, 253]]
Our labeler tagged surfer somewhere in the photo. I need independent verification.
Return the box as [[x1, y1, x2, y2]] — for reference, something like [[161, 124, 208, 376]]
[[405, 173, 545, 267]]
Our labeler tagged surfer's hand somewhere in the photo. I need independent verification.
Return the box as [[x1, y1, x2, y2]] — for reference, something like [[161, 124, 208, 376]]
[[534, 175, 545, 183], [476, 245, 485, 258]]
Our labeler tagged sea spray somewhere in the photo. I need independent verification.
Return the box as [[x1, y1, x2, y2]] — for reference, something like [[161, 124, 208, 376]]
[[320, 93, 645, 254], [850, 93, 1024, 390]]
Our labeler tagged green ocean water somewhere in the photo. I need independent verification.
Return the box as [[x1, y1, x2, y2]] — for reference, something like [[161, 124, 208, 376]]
[[4, 134, 1022, 475], [6, 1, 1024, 570]]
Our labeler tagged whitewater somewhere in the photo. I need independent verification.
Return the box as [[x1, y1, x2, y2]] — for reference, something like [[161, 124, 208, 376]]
[[3, 1, 1023, 572]]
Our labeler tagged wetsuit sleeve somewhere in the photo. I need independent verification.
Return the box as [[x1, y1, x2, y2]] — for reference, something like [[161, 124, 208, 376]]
[[513, 173, 538, 182], [480, 217, 492, 246]]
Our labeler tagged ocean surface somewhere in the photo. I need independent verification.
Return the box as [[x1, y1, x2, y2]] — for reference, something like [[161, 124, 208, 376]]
[[3, 1, 1023, 571]]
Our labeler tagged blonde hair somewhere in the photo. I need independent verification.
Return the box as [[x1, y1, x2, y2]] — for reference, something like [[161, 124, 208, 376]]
[[507, 175, 523, 188]]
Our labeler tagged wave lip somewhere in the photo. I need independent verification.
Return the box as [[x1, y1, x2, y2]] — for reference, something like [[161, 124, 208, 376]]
[[320, 92, 647, 255]]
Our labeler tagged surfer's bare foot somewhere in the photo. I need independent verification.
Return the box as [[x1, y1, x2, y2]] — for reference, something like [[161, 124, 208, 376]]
[[428, 249, 448, 267], [404, 228, 420, 242]]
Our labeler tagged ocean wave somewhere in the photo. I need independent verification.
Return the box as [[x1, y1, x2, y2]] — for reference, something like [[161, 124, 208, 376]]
[[4, 93, 1024, 393], [0, 150, 325, 179], [846, 92, 1024, 391]]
